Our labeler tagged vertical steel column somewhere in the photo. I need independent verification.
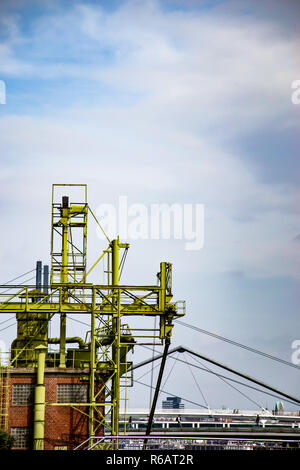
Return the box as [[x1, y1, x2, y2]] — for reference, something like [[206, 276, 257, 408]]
[[159, 262, 166, 311], [43, 265, 49, 297], [88, 287, 96, 443], [61, 197, 69, 288], [111, 238, 121, 444], [36, 261, 42, 290], [59, 196, 69, 368], [33, 345, 47, 450]]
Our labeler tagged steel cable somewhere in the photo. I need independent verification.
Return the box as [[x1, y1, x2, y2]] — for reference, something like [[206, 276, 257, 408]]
[[175, 319, 300, 370]]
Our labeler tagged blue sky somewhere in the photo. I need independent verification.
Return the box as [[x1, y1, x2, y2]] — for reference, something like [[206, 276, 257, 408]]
[[0, 0, 300, 411]]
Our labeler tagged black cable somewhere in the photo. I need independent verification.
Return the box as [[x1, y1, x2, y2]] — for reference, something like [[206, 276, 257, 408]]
[[0, 322, 17, 333], [161, 351, 179, 391], [187, 352, 263, 410], [0, 317, 16, 327], [0, 276, 36, 295], [68, 316, 90, 327], [175, 319, 300, 370], [20, 275, 36, 285], [136, 361, 161, 382], [184, 352, 209, 409], [0, 268, 36, 287], [134, 378, 208, 409], [119, 248, 128, 281]]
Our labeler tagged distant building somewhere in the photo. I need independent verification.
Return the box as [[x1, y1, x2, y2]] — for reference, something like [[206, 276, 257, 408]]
[[274, 401, 284, 415], [162, 396, 184, 409]]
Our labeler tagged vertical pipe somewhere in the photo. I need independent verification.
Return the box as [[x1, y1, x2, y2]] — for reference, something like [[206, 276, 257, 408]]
[[60, 196, 69, 368], [59, 313, 67, 368], [159, 262, 166, 311], [43, 265, 49, 295], [111, 238, 119, 286], [61, 198, 69, 287], [36, 261, 42, 290], [43, 266, 49, 304], [88, 288, 96, 442], [111, 238, 120, 444], [33, 345, 47, 450]]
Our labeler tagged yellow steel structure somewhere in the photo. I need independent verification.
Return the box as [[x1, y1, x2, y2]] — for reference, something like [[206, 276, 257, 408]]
[[0, 366, 10, 432], [0, 184, 185, 449]]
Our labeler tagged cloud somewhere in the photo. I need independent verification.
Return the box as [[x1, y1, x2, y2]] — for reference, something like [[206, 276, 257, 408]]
[[1, 2, 299, 110], [0, 43, 32, 75], [0, 1, 299, 282]]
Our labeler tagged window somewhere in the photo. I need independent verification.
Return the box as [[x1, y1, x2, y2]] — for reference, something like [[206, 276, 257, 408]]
[[57, 384, 88, 403], [11, 427, 31, 449], [12, 384, 35, 405]]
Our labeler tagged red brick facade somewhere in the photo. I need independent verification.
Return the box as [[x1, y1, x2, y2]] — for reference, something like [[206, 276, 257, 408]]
[[6, 369, 104, 450]]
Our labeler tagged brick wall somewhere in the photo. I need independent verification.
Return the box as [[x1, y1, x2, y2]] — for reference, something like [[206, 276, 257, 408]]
[[7, 371, 104, 450], [8, 375, 34, 431], [44, 375, 89, 450]]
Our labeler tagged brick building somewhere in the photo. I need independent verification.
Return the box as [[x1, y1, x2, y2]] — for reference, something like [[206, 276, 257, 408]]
[[3, 367, 103, 450]]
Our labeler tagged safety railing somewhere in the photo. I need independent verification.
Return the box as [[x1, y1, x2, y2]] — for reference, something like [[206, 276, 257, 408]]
[[73, 434, 300, 451], [7, 348, 85, 369]]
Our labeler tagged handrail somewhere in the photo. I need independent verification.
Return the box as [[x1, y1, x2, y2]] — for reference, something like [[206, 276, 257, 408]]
[[73, 433, 300, 451]]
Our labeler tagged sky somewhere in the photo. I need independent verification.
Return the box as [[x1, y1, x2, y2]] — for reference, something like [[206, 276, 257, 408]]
[[0, 0, 300, 413]]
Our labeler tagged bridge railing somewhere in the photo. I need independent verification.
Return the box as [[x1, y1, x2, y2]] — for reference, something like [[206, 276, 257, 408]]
[[73, 434, 300, 451]]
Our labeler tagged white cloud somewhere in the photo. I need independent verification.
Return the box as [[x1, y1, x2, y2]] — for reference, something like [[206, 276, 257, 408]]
[[0, 43, 32, 75]]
